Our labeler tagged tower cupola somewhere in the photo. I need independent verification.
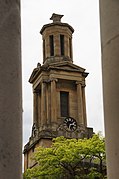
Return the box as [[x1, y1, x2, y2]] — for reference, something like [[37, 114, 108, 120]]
[[24, 14, 93, 171], [40, 13, 74, 64]]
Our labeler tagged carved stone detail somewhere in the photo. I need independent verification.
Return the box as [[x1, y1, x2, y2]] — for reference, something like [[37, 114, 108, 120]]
[[31, 123, 38, 138]]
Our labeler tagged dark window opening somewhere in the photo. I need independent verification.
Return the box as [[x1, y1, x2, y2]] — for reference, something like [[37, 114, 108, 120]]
[[49, 35, 54, 56], [60, 35, 64, 55], [60, 91, 69, 117]]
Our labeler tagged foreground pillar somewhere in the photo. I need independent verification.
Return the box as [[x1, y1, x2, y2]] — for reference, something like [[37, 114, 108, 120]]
[[100, 1, 119, 178], [0, 1, 22, 179]]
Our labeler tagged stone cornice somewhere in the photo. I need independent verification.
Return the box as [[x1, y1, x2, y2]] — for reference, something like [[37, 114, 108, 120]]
[[40, 22, 74, 34], [29, 61, 88, 84]]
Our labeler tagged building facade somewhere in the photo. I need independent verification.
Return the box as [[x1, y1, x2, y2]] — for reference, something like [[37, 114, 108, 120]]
[[24, 13, 93, 171]]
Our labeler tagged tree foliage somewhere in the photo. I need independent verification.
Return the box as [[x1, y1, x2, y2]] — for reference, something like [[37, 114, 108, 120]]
[[24, 134, 106, 179]]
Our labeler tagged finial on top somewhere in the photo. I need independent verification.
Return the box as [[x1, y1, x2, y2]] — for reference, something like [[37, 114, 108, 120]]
[[50, 13, 64, 23]]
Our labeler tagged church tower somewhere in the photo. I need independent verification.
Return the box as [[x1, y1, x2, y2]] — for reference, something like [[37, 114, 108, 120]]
[[24, 13, 93, 170]]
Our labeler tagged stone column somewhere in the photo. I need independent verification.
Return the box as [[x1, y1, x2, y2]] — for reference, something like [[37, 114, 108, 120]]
[[45, 36, 50, 59], [38, 90, 41, 127], [41, 82, 47, 128], [64, 35, 69, 57], [0, 1, 22, 179], [69, 37, 73, 60], [33, 90, 38, 126], [82, 83, 87, 127], [46, 82, 51, 125], [100, 1, 119, 178], [76, 82, 84, 125], [51, 79, 57, 125], [54, 34, 60, 56]]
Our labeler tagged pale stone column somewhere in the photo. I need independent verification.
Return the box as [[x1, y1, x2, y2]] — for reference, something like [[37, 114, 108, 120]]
[[51, 79, 57, 124], [82, 84, 87, 127], [100, 1, 119, 178], [46, 82, 51, 125], [45, 36, 50, 59], [0, 1, 22, 179], [42, 38, 46, 63], [76, 82, 84, 125], [69, 37, 73, 60], [54, 34, 60, 56], [38, 91, 41, 127], [64, 35, 69, 57]]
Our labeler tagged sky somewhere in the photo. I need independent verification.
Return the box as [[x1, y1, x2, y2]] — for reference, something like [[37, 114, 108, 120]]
[[21, 0, 104, 147]]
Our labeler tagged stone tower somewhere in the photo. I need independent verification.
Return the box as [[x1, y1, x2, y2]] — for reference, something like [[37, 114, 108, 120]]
[[24, 13, 93, 170]]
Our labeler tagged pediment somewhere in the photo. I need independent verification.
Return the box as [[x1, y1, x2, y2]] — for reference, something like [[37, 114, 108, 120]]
[[48, 62, 85, 72], [29, 61, 88, 84]]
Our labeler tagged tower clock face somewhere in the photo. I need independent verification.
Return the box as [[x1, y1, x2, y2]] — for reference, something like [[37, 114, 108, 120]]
[[63, 117, 77, 132]]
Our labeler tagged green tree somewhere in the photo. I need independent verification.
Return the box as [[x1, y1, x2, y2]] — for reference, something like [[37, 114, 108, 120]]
[[24, 134, 106, 179]]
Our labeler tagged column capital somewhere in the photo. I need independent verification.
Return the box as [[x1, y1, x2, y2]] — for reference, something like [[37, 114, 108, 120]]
[[76, 81, 81, 85], [50, 78, 58, 82], [76, 81, 85, 87], [42, 79, 50, 83], [42, 78, 58, 83]]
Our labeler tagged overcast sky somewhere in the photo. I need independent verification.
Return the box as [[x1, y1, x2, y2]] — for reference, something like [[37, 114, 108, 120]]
[[21, 0, 104, 146]]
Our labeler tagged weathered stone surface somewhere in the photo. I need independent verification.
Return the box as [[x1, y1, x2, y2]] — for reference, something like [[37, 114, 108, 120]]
[[24, 14, 93, 171], [100, 1, 119, 178], [0, 1, 22, 179]]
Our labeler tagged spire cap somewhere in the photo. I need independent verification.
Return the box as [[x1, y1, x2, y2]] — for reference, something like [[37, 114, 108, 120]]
[[50, 13, 64, 23]]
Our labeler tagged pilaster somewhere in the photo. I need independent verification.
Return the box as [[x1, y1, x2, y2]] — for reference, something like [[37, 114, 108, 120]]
[[76, 81, 84, 125], [82, 82, 87, 127], [64, 35, 69, 57], [51, 79, 58, 124], [46, 36, 50, 58], [33, 90, 39, 126], [54, 34, 60, 56], [41, 82, 47, 127]]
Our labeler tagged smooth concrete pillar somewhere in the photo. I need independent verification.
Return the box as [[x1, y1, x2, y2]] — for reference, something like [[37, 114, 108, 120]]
[[100, 1, 119, 178], [0, 1, 22, 179]]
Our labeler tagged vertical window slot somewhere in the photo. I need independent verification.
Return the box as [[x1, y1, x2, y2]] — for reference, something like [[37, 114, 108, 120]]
[[49, 35, 54, 56], [60, 35, 64, 56], [60, 91, 69, 117]]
